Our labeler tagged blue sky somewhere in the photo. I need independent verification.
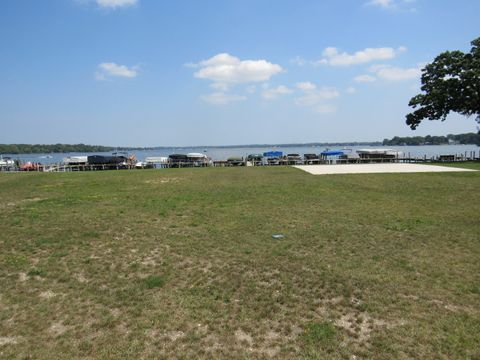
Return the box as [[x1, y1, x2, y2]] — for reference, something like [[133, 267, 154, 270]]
[[0, 0, 478, 146]]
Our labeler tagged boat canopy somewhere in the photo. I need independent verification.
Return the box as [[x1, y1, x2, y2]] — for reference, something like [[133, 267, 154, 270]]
[[357, 148, 395, 154], [168, 154, 188, 160], [187, 153, 207, 159], [321, 150, 344, 156], [263, 151, 283, 157], [227, 156, 243, 161], [357, 149, 402, 156]]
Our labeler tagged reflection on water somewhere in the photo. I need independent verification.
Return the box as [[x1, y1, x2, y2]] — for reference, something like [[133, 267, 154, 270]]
[[2, 144, 479, 165]]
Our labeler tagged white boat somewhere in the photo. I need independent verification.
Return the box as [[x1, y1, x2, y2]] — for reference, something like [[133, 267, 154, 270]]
[[187, 153, 210, 167], [145, 156, 169, 164], [63, 156, 88, 165], [0, 156, 15, 167]]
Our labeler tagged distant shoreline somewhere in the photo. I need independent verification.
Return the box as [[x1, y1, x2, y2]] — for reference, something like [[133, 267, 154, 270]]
[[1, 132, 478, 154]]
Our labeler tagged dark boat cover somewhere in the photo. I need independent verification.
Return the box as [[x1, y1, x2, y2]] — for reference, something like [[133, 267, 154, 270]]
[[87, 155, 126, 165]]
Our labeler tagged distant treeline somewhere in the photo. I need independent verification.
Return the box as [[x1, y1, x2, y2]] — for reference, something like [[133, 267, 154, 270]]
[[207, 141, 383, 149], [0, 143, 117, 154], [1, 134, 478, 154], [383, 133, 480, 146]]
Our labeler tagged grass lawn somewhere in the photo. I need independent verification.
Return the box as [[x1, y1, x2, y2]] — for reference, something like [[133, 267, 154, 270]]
[[1, 163, 479, 359]]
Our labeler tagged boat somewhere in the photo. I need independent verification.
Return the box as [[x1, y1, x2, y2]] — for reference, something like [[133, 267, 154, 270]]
[[245, 153, 263, 166], [286, 153, 303, 165], [135, 161, 154, 169], [247, 153, 263, 161], [187, 153, 210, 167], [20, 162, 39, 171], [145, 156, 169, 164], [87, 155, 128, 165], [226, 156, 244, 166], [304, 153, 320, 164], [0, 156, 15, 168], [263, 151, 282, 165], [63, 156, 88, 165], [168, 154, 188, 168]]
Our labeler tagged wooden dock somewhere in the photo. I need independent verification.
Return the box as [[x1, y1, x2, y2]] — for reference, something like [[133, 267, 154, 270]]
[[1, 151, 478, 172]]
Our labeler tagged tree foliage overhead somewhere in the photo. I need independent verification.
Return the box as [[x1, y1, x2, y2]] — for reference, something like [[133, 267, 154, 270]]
[[406, 37, 480, 130]]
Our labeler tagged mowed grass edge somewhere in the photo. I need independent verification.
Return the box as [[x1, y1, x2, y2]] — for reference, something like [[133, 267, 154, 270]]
[[0, 164, 479, 359]]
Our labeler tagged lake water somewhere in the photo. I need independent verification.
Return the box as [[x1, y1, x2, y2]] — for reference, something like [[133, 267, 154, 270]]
[[2, 144, 479, 165]]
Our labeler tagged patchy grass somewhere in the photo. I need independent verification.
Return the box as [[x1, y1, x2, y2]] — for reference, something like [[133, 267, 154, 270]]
[[0, 163, 479, 359], [302, 322, 336, 344], [144, 275, 166, 289]]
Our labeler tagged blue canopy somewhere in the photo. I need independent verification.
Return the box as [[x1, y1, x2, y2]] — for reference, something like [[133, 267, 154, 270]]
[[263, 151, 283, 157], [321, 150, 344, 156]]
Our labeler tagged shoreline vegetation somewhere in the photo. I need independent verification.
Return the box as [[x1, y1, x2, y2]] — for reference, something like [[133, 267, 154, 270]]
[[0, 133, 478, 154], [382, 132, 480, 146]]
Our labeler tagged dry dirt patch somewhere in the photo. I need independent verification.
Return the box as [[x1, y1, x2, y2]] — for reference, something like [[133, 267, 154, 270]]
[[235, 329, 253, 346], [0, 337, 19, 346], [144, 178, 181, 185], [49, 322, 68, 337], [39, 290, 56, 299]]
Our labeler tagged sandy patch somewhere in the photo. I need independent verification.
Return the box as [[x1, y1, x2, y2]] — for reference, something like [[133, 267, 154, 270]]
[[2, 197, 46, 209], [49, 322, 68, 336], [75, 273, 88, 283], [335, 312, 372, 344], [144, 178, 180, 185], [235, 329, 253, 345], [165, 330, 185, 341], [294, 163, 477, 175], [0, 337, 19, 346], [39, 290, 56, 299], [110, 308, 121, 317]]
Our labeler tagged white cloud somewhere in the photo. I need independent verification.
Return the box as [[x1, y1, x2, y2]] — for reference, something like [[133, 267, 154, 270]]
[[201, 92, 247, 105], [245, 85, 257, 94], [366, 0, 395, 8], [366, 0, 417, 11], [316, 46, 406, 66], [95, 62, 138, 80], [296, 82, 317, 91], [96, 0, 138, 8], [193, 53, 282, 83], [354, 74, 377, 83], [262, 85, 293, 100], [370, 64, 421, 81], [295, 86, 340, 107]]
